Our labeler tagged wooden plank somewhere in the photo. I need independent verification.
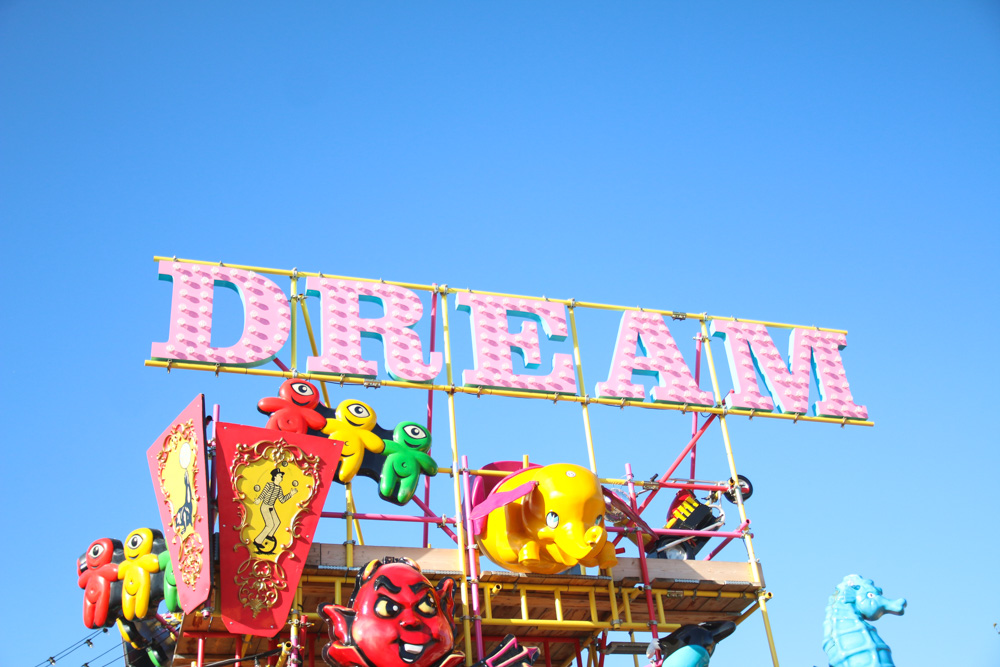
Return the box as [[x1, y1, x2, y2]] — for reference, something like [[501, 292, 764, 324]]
[[612, 556, 763, 588], [310, 544, 464, 573]]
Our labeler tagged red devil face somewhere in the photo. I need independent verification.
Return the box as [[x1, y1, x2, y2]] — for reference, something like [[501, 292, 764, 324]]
[[278, 380, 320, 409], [322, 559, 457, 667]]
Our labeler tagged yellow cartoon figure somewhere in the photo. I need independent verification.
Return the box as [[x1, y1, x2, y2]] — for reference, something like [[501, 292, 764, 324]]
[[321, 399, 385, 483], [471, 463, 617, 575], [117, 528, 164, 620]]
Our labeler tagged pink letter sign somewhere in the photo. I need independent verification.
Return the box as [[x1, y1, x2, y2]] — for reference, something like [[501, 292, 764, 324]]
[[305, 278, 443, 382], [595, 311, 714, 406], [151, 261, 291, 366], [709, 322, 868, 419], [456, 293, 577, 394]]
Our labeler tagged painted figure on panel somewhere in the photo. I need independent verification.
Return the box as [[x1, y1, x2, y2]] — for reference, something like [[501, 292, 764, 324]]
[[172, 436, 196, 533], [253, 468, 299, 554]]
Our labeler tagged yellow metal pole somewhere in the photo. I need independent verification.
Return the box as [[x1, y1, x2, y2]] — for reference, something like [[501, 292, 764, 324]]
[[440, 290, 474, 666], [143, 360, 873, 426], [345, 484, 365, 546], [154, 257, 851, 333], [700, 321, 780, 667], [567, 304, 598, 472], [290, 276, 298, 372], [298, 298, 332, 407]]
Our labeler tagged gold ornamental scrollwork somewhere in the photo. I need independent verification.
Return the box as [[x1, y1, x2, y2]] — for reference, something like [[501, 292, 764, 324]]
[[234, 558, 288, 616], [177, 532, 204, 588]]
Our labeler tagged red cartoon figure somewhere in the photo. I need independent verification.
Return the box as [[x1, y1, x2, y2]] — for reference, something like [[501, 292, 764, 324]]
[[77, 538, 125, 628], [320, 558, 538, 667], [257, 380, 327, 434]]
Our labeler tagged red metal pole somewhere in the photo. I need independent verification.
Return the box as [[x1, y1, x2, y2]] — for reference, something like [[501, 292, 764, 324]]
[[635, 414, 717, 516], [543, 639, 552, 667], [197, 637, 205, 667], [423, 287, 438, 548], [573, 639, 583, 667], [703, 520, 749, 560]]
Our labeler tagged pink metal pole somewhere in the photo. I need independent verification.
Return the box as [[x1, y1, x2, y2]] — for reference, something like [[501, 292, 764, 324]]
[[321, 511, 456, 524], [690, 338, 702, 480], [635, 415, 717, 516], [703, 520, 750, 561], [626, 464, 660, 652], [410, 495, 460, 543], [461, 455, 484, 660], [607, 525, 746, 539], [273, 358, 291, 372], [423, 287, 439, 548], [197, 637, 205, 667]]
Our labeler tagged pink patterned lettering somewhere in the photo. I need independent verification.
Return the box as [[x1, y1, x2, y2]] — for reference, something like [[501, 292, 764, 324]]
[[305, 278, 442, 382], [456, 293, 577, 394], [151, 261, 291, 366], [594, 311, 714, 406], [709, 321, 868, 419]]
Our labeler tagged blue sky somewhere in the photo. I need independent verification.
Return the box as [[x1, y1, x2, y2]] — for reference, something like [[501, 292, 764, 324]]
[[2, 2, 998, 666]]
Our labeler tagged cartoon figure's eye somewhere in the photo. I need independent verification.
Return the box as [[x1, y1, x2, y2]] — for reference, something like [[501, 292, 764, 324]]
[[416, 594, 438, 617], [867, 593, 874, 598], [546, 512, 559, 528], [292, 383, 314, 396], [374, 597, 402, 618], [405, 425, 426, 441], [89, 544, 106, 559], [349, 404, 370, 419], [127, 534, 145, 550], [594, 515, 604, 526]]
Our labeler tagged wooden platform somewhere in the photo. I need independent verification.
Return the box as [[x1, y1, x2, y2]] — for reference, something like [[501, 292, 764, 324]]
[[172, 544, 763, 667]]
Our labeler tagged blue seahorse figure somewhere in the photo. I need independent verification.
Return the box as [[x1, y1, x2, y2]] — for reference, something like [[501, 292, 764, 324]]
[[823, 575, 906, 667]]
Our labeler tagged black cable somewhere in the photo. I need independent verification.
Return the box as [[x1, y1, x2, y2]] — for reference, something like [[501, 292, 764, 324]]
[[81, 641, 124, 666], [95, 652, 124, 667], [35, 629, 108, 667]]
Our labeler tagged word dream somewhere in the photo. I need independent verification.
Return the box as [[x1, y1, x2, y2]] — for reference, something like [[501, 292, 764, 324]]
[[151, 260, 867, 420]]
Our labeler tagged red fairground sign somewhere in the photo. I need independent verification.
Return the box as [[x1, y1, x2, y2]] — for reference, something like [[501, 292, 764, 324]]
[[148, 258, 868, 424], [215, 423, 343, 636], [146, 394, 212, 613]]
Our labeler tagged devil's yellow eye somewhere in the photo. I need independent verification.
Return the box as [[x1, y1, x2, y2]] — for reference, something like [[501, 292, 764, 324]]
[[416, 594, 437, 617], [374, 597, 401, 618]]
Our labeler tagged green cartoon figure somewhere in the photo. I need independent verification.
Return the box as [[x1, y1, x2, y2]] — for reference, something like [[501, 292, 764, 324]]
[[379, 422, 438, 505], [157, 551, 181, 613]]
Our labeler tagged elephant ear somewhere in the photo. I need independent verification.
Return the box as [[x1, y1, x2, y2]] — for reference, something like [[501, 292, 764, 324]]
[[469, 482, 538, 536]]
